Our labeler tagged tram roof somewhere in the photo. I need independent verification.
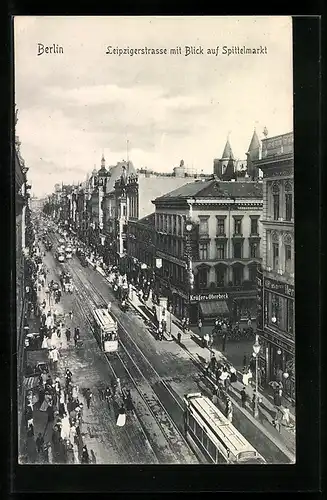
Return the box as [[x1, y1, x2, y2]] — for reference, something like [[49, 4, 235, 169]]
[[93, 308, 117, 331], [187, 394, 254, 455]]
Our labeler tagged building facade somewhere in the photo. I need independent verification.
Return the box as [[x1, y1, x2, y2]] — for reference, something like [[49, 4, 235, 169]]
[[253, 132, 295, 402], [152, 178, 263, 323], [15, 117, 30, 345]]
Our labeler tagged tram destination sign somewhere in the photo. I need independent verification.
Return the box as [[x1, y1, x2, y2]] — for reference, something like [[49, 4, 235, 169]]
[[190, 292, 229, 302], [264, 277, 294, 298]]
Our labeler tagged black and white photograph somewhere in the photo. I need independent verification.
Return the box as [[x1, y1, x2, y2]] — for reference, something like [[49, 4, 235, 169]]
[[15, 16, 295, 465]]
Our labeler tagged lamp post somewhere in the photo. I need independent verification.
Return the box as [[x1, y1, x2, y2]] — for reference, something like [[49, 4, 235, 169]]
[[252, 334, 261, 418]]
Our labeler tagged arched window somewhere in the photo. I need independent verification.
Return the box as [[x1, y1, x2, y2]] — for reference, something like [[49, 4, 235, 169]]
[[232, 263, 244, 286], [215, 264, 227, 287], [272, 181, 280, 220]]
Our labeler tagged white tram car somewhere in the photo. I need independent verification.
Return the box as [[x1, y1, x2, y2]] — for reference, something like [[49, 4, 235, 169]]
[[183, 393, 266, 464], [65, 246, 73, 259], [93, 308, 118, 353]]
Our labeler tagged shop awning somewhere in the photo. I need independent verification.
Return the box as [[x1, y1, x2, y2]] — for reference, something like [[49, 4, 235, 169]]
[[200, 301, 229, 317]]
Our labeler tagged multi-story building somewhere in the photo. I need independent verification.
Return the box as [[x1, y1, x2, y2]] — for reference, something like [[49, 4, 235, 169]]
[[253, 132, 295, 402], [15, 109, 31, 340], [123, 165, 199, 275], [152, 178, 263, 323]]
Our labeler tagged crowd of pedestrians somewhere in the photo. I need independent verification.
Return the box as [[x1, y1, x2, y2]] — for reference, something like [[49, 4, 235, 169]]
[[25, 365, 93, 463]]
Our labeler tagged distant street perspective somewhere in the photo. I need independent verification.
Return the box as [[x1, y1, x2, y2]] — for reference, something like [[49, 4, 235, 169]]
[[15, 16, 295, 465]]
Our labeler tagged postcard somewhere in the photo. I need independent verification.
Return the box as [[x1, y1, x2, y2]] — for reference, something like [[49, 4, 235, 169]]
[[14, 16, 294, 465]]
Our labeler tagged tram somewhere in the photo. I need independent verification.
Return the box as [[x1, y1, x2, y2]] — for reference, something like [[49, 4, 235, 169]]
[[65, 246, 73, 259], [56, 249, 65, 263], [183, 393, 267, 464], [93, 307, 118, 353]]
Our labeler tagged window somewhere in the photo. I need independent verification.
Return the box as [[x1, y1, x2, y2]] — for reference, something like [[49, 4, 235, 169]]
[[163, 216, 168, 232], [198, 268, 208, 288], [199, 218, 209, 235], [233, 265, 243, 286], [285, 244, 292, 274], [172, 215, 176, 234], [287, 299, 294, 335], [249, 264, 257, 283], [216, 218, 225, 235], [250, 217, 259, 235], [273, 194, 280, 220], [233, 241, 242, 259], [199, 242, 208, 260], [234, 218, 242, 235], [250, 242, 259, 258], [216, 266, 226, 287], [269, 293, 282, 328], [285, 193, 293, 221], [272, 243, 279, 270], [216, 242, 225, 259]]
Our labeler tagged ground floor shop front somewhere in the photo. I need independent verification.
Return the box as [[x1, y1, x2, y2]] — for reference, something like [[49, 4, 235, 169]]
[[163, 289, 257, 326], [257, 326, 295, 404]]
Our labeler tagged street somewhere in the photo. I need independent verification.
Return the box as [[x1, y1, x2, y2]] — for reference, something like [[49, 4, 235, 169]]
[[18, 226, 295, 465], [24, 236, 199, 464]]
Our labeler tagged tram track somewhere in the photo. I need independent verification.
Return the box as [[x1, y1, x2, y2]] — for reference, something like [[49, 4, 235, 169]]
[[69, 261, 198, 464]]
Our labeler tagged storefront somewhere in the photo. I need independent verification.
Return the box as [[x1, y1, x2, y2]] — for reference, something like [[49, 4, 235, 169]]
[[257, 271, 295, 402], [230, 290, 258, 322], [189, 292, 230, 325]]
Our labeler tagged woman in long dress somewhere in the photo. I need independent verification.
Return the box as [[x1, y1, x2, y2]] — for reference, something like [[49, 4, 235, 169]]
[[116, 403, 126, 427]]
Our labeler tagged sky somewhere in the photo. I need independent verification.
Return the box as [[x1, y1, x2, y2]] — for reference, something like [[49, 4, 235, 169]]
[[14, 16, 293, 197]]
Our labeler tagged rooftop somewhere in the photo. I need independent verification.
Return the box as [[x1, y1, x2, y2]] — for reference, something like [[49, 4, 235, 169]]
[[153, 179, 263, 202]]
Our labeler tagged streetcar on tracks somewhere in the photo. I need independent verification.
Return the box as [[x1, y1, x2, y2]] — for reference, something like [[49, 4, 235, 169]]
[[183, 393, 267, 465], [93, 307, 118, 353], [65, 246, 73, 259], [56, 249, 65, 263]]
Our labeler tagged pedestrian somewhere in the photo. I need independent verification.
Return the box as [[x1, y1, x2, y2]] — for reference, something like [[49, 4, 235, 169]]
[[85, 388, 92, 409], [222, 331, 228, 352], [65, 328, 71, 343], [209, 353, 217, 373], [104, 386, 111, 407], [225, 399, 233, 422], [198, 318, 202, 336], [116, 378, 121, 396], [177, 330, 182, 344], [111, 377, 117, 397], [212, 387, 218, 406], [230, 367, 238, 385], [48, 347, 54, 370], [52, 347, 59, 371], [240, 387, 247, 408], [243, 354, 247, 369], [116, 403, 126, 427], [66, 439, 75, 464], [81, 445, 90, 464], [74, 327, 80, 347], [69, 311, 73, 320], [274, 388, 282, 408]]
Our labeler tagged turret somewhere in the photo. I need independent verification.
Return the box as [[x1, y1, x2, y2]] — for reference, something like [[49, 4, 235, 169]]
[[213, 136, 235, 179], [246, 129, 261, 180]]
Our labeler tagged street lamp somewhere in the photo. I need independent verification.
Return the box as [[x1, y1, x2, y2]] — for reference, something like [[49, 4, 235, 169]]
[[252, 334, 261, 418]]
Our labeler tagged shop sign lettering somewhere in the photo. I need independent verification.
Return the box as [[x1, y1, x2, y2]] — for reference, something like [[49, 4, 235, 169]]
[[264, 277, 294, 298], [261, 329, 295, 355], [190, 292, 229, 302]]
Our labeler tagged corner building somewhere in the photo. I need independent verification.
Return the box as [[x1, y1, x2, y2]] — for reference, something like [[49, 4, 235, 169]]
[[253, 132, 295, 402], [152, 178, 263, 324]]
